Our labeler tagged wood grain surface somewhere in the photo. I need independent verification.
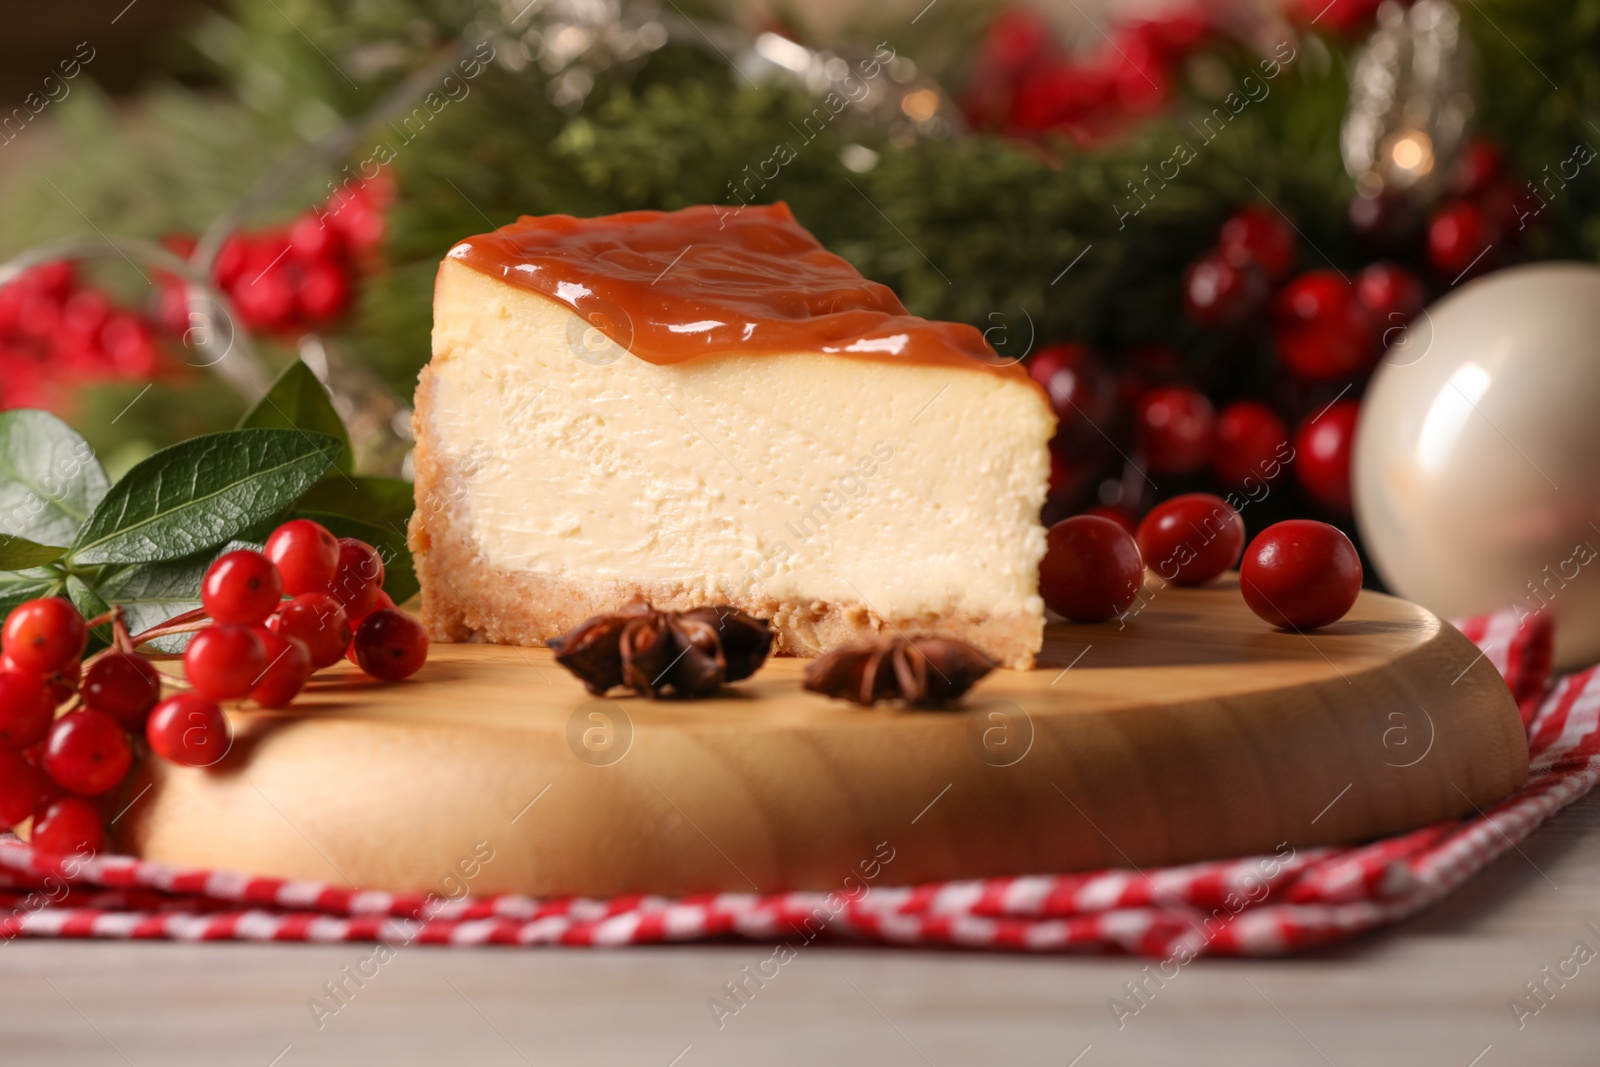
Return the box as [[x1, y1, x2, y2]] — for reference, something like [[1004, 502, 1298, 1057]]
[[114, 577, 1527, 896]]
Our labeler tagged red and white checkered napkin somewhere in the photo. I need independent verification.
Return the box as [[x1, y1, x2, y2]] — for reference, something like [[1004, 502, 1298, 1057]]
[[2, 610, 1595, 956]]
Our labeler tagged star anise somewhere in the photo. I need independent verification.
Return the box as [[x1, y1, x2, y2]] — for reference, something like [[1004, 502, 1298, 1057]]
[[547, 604, 773, 699], [802, 637, 996, 709]]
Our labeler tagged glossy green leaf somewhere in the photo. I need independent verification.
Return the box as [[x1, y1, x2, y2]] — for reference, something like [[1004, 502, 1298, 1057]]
[[69, 428, 340, 565], [297, 510, 418, 605], [0, 568, 61, 621], [295, 475, 415, 529], [0, 534, 66, 569], [0, 409, 109, 547], [238, 360, 352, 473], [67, 575, 113, 655]]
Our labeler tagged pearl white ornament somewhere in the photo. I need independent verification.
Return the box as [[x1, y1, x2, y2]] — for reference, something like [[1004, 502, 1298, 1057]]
[[1354, 263, 1600, 668]]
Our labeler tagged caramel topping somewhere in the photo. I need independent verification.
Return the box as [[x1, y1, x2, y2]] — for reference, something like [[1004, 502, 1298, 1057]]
[[446, 203, 1028, 379]]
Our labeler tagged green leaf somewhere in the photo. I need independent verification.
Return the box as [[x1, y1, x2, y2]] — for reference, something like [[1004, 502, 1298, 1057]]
[[0, 409, 109, 546], [69, 428, 340, 566], [98, 540, 260, 653], [67, 575, 113, 655], [295, 475, 415, 529], [297, 510, 418, 605], [0, 535, 66, 569], [238, 360, 352, 473], [0, 569, 61, 621]]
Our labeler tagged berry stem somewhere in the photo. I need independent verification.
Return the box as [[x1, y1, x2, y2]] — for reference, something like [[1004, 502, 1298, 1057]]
[[129, 619, 212, 646], [128, 607, 212, 647], [110, 610, 135, 655]]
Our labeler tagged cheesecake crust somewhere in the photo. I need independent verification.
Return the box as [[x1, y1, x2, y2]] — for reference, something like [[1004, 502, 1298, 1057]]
[[409, 365, 1042, 669]]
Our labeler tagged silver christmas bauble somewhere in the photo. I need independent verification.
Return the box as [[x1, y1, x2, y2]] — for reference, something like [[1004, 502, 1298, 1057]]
[[1355, 263, 1600, 668]]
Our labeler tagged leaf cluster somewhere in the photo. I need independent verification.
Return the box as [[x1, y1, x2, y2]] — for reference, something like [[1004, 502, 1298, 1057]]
[[0, 362, 416, 653]]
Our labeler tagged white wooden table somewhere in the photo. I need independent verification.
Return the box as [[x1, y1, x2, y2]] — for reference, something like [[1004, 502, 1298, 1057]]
[[3, 790, 1597, 1066]]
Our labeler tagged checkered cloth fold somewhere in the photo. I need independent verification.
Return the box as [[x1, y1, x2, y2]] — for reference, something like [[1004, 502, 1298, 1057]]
[[2, 610, 1594, 956]]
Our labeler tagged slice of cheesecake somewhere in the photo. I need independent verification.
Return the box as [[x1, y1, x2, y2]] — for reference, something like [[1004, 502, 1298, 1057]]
[[409, 203, 1054, 669]]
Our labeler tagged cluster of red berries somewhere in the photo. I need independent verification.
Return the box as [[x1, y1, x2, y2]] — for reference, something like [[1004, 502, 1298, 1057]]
[[0, 262, 167, 411], [0, 519, 427, 858], [1039, 494, 1363, 631], [1183, 205, 1426, 383], [1346, 140, 1531, 280], [188, 519, 429, 705], [1032, 341, 1365, 526], [1168, 205, 1423, 514], [1422, 141, 1528, 281], [157, 177, 389, 337], [0, 180, 389, 415], [963, 5, 1211, 145]]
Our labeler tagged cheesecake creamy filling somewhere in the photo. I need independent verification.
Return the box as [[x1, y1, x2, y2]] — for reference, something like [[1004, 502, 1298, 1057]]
[[426, 260, 1052, 622]]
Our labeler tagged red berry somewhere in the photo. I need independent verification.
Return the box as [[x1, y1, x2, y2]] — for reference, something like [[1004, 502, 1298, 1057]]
[[160, 233, 198, 260], [17, 290, 62, 341], [1218, 205, 1296, 281], [1082, 504, 1135, 534], [331, 539, 386, 618], [1109, 32, 1168, 115], [249, 627, 312, 707], [1210, 401, 1289, 487], [1026, 343, 1115, 450], [1183, 251, 1267, 329], [62, 288, 110, 338], [212, 234, 252, 288], [0, 749, 48, 829], [297, 261, 352, 322], [38, 658, 81, 705], [1428, 200, 1492, 278], [0, 671, 55, 750], [1354, 262, 1424, 352], [1240, 520, 1362, 630], [80, 656, 159, 734], [183, 624, 268, 701], [101, 314, 158, 377], [146, 693, 231, 767], [351, 610, 430, 681], [1294, 401, 1361, 513], [154, 279, 193, 337], [30, 796, 105, 856], [326, 188, 386, 253], [265, 519, 341, 596], [347, 591, 397, 663], [1135, 386, 1214, 475], [231, 263, 297, 331], [201, 549, 284, 625], [1040, 515, 1144, 623], [1273, 271, 1373, 380], [43, 710, 131, 797], [1, 597, 87, 676], [1452, 139, 1505, 199], [1477, 181, 1523, 244], [22, 261, 76, 301], [288, 211, 344, 262], [1136, 493, 1245, 587], [270, 593, 353, 670]]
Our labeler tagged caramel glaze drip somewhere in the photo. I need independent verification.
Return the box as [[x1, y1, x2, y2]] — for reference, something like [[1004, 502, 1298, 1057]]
[[446, 202, 1030, 380]]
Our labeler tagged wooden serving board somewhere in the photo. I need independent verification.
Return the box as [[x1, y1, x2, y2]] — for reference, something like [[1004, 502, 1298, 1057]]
[[116, 579, 1528, 898]]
